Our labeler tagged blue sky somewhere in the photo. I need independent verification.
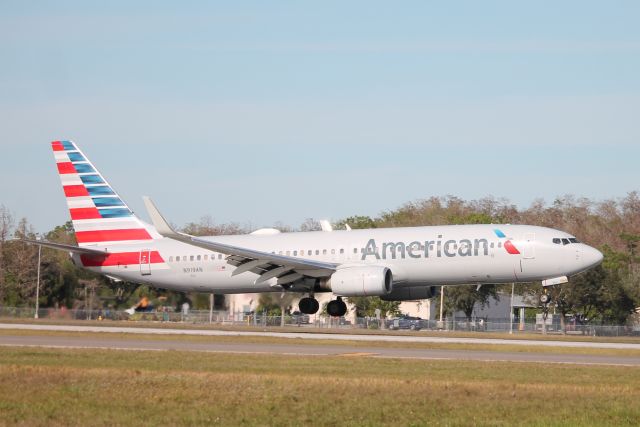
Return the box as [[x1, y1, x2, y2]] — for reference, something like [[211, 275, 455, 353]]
[[1, 1, 640, 232]]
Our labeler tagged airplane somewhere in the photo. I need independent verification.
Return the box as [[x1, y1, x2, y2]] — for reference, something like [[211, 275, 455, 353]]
[[26, 140, 604, 317]]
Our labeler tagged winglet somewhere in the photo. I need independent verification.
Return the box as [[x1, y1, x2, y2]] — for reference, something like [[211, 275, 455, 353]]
[[320, 220, 333, 232], [143, 196, 180, 238]]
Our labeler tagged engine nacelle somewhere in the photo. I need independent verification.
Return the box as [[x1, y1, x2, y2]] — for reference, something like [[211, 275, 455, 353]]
[[380, 286, 437, 301], [329, 266, 393, 297]]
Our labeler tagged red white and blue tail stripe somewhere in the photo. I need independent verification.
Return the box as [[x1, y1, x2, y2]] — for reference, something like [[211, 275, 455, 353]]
[[52, 140, 160, 247]]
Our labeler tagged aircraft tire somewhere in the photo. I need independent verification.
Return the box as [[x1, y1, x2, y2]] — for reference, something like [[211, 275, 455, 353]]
[[299, 297, 319, 315], [327, 299, 347, 317]]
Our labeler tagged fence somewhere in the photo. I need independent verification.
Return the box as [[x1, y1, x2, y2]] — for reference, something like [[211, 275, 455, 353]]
[[415, 318, 640, 337], [1, 306, 639, 336]]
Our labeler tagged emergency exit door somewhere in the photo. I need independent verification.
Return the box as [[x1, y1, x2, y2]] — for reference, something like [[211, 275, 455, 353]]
[[139, 249, 152, 276]]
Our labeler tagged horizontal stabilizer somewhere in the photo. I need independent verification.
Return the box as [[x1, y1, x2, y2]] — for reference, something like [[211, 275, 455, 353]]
[[21, 239, 108, 255]]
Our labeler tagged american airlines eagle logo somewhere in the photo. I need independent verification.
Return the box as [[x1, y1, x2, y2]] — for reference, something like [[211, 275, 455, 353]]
[[493, 229, 521, 255]]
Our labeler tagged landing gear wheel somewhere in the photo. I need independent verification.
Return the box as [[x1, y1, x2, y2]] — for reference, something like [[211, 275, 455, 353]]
[[327, 298, 348, 317], [540, 293, 551, 305], [298, 297, 319, 315]]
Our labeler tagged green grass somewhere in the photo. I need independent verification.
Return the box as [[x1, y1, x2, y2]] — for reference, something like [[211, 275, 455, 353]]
[[0, 347, 639, 426]]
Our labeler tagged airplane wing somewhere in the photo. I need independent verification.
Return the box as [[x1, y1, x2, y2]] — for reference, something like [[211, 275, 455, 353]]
[[20, 238, 108, 256], [143, 197, 337, 287]]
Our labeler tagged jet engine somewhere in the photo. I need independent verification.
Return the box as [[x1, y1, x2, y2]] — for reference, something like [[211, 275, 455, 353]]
[[380, 286, 437, 301], [329, 266, 393, 297]]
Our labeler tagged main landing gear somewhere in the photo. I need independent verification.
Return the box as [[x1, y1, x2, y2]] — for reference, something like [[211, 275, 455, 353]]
[[298, 297, 320, 315], [327, 297, 347, 317], [298, 296, 348, 317]]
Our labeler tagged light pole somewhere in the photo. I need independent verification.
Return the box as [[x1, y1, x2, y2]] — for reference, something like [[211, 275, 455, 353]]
[[209, 293, 213, 324], [439, 286, 444, 321], [509, 283, 514, 334], [34, 240, 41, 319]]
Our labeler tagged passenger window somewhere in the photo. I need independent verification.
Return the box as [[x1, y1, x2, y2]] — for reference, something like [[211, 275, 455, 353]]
[[315, 250, 319, 255], [218, 254, 223, 259], [331, 249, 335, 255], [308, 250, 312, 256], [204, 254, 208, 261], [553, 238, 561, 244], [286, 251, 290, 256], [353, 248, 358, 254], [323, 249, 327, 255], [294, 251, 298, 256], [340, 248, 344, 254], [497, 242, 502, 248], [190, 255, 194, 261], [169, 256, 173, 262], [197, 255, 201, 261], [562, 238, 570, 245], [490, 243, 494, 248]]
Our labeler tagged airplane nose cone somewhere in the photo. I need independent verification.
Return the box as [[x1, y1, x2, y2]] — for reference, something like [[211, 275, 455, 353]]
[[582, 246, 604, 269]]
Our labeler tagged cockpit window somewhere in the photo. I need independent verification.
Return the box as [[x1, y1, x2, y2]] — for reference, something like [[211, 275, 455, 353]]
[[561, 238, 570, 245], [552, 238, 561, 244], [569, 238, 580, 244]]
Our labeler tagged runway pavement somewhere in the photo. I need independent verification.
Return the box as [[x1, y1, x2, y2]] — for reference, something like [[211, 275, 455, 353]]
[[1, 322, 640, 349], [1, 323, 640, 366], [1, 333, 640, 366]]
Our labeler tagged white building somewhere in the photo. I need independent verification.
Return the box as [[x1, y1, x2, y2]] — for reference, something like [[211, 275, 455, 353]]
[[225, 290, 533, 322]]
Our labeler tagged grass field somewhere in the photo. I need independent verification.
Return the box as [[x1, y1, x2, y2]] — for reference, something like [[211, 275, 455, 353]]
[[1, 346, 639, 426]]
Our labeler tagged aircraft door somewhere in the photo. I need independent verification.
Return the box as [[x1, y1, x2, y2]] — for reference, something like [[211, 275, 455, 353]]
[[518, 234, 536, 278], [139, 249, 152, 276], [522, 233, 535, 259]]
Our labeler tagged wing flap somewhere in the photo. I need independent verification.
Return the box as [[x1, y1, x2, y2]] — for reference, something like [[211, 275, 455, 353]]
[[143, 197, 337, 283]]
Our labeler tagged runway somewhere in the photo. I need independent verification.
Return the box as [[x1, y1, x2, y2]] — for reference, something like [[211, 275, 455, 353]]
[[1, 322, 640, 349], [1, 324, 640, 366]]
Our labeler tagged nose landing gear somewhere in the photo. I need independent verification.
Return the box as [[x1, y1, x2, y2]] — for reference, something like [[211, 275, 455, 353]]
[[539, 288, 552, 335], [539, 292, 551, 305]]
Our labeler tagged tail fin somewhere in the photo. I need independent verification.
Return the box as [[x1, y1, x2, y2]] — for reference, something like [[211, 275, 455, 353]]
[[51, 140, 159, 247]]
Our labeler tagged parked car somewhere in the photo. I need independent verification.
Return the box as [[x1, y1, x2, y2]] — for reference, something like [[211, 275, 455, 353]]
[[387, 315, 423, 331], [289, 311, 310, 324]]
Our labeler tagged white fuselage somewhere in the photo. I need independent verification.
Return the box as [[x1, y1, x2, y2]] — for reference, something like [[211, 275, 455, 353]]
[[74, 224, 603, 294]]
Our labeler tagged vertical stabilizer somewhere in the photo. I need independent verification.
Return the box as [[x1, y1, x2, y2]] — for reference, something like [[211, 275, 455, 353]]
[[51, 140, 159, 247]]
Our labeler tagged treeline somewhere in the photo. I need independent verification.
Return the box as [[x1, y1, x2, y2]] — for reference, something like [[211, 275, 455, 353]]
[[0, 193, 639, 324], [340, 194, 640, 325]]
